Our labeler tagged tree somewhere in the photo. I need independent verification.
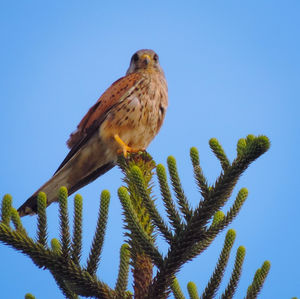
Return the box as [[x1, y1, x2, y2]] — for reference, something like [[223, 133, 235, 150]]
[[0, 135, 272, 298]]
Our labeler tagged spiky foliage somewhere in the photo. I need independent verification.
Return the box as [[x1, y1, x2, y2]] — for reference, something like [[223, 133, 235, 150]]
[[172, 229, 262, 299], [86, 190, 110, 275], [209, 138, 230, 170], [156, 164, 183, 234], [59, 187, 71, 258], [0, 135, 275, 298], [221, 246, 246, 299], [167, 156, 192, 222], [189, 147, 209, 198], [246, 261, 271, 298], [118, 152, 159, 299], [37, 192, 47, 246], [0, 188, 118, 298], [11, 208, 26, 234], [201, 229, 236, 298], [171, 278, 186, 299], [1, 194, 12, 226], [115, 244, 131, 295], [71, 194, 83, 265], [187, 281, 199, 299]]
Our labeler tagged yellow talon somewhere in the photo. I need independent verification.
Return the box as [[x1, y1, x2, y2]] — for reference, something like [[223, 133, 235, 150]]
[[114, 134, 141, 158]]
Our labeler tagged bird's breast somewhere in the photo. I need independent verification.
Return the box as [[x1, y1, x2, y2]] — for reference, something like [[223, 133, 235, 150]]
[[99, 73, 168, 151]]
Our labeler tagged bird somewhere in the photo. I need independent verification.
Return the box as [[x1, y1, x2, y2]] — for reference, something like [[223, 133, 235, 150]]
[[17, 49, 168, 217]]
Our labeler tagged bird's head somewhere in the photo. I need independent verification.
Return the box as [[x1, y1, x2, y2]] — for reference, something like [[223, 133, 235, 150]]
[[126, 49, 163, 75]]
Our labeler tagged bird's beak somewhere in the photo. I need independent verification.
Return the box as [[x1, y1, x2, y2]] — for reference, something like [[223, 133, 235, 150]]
[[141, 54, 151, 65]]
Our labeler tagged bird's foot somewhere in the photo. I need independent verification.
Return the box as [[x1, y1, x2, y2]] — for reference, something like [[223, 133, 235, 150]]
[[114, 134, 143, 158]]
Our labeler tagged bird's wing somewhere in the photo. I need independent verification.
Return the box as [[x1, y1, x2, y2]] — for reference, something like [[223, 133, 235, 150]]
[[54, 72, 143, 174]]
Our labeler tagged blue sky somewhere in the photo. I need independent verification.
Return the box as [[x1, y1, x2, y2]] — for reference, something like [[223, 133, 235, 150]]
[[0, 1, 299, 298]]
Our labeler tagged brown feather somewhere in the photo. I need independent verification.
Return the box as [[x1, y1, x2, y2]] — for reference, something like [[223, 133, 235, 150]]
[[55, 73, 143, 175], [17, 49, 168, 217], [17, 161, 115, 217], [67, 73, 143, 148], [18, 133, 118, 216]]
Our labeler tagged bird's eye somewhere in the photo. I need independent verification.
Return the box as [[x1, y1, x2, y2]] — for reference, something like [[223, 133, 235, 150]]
[[153, 54, 159, 62], [132, 53, 139, 62]]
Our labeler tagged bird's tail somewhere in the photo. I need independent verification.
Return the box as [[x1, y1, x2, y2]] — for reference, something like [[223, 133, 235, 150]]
[[17, 168, 71, 217], [17, 194, 39, 217], [17, 162, 115, 217]]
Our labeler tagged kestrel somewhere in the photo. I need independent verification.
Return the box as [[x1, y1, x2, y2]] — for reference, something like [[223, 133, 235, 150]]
[[18, 49, 168, 216]]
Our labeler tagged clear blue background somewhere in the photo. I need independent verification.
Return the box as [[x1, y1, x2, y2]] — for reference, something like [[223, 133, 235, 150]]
[[0, 1, 299, 298]]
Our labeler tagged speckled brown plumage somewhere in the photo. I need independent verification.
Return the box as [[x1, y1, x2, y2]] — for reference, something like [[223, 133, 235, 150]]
[[18, 49, 168, 216]]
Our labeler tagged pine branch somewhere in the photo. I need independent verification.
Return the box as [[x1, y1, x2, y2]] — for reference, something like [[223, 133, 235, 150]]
[[147, 136, 270, 298], [51, 238, 62, 254], [118, 153, 159, 299], [11, 208, 27, 235], [184, 212, 226, 263], [37, 192, 47, 247], [118, 152, 155, 237], [209, 138, 230, 170], [201, 229, 236, 299], [193, 136, 269, 231], [245, 261, 271, 299], [185, 188, 247, 265], [221, 246, 246, 299], [168, 188, 246, 272], [1, 134, 271, 298], [171, 277, 186, 299], [130, 165, 173, 243], [1, 194, 12, 226], [190, 147, 209, 198], [217, 188, 248, 229], [51, 271, 79, 299], [237, 135, 255, 157], [198, 188, 248, 246], [25, 294, 36, 299], [115, 244, 131, 295], [0, 223, 115, 298], [0, 190, 117, 298], [134, 253, 154, 299], [167, 156, 193, 221], [118, 187, 163, 267], [86, 190, 110, 275], [71, 194, 83, 265], [59, 187, 71, 258], [156, 163, 183, 233], [49, 237, 79, 298], [187, 281, 199, 299], [211, 211, 225, 226]]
